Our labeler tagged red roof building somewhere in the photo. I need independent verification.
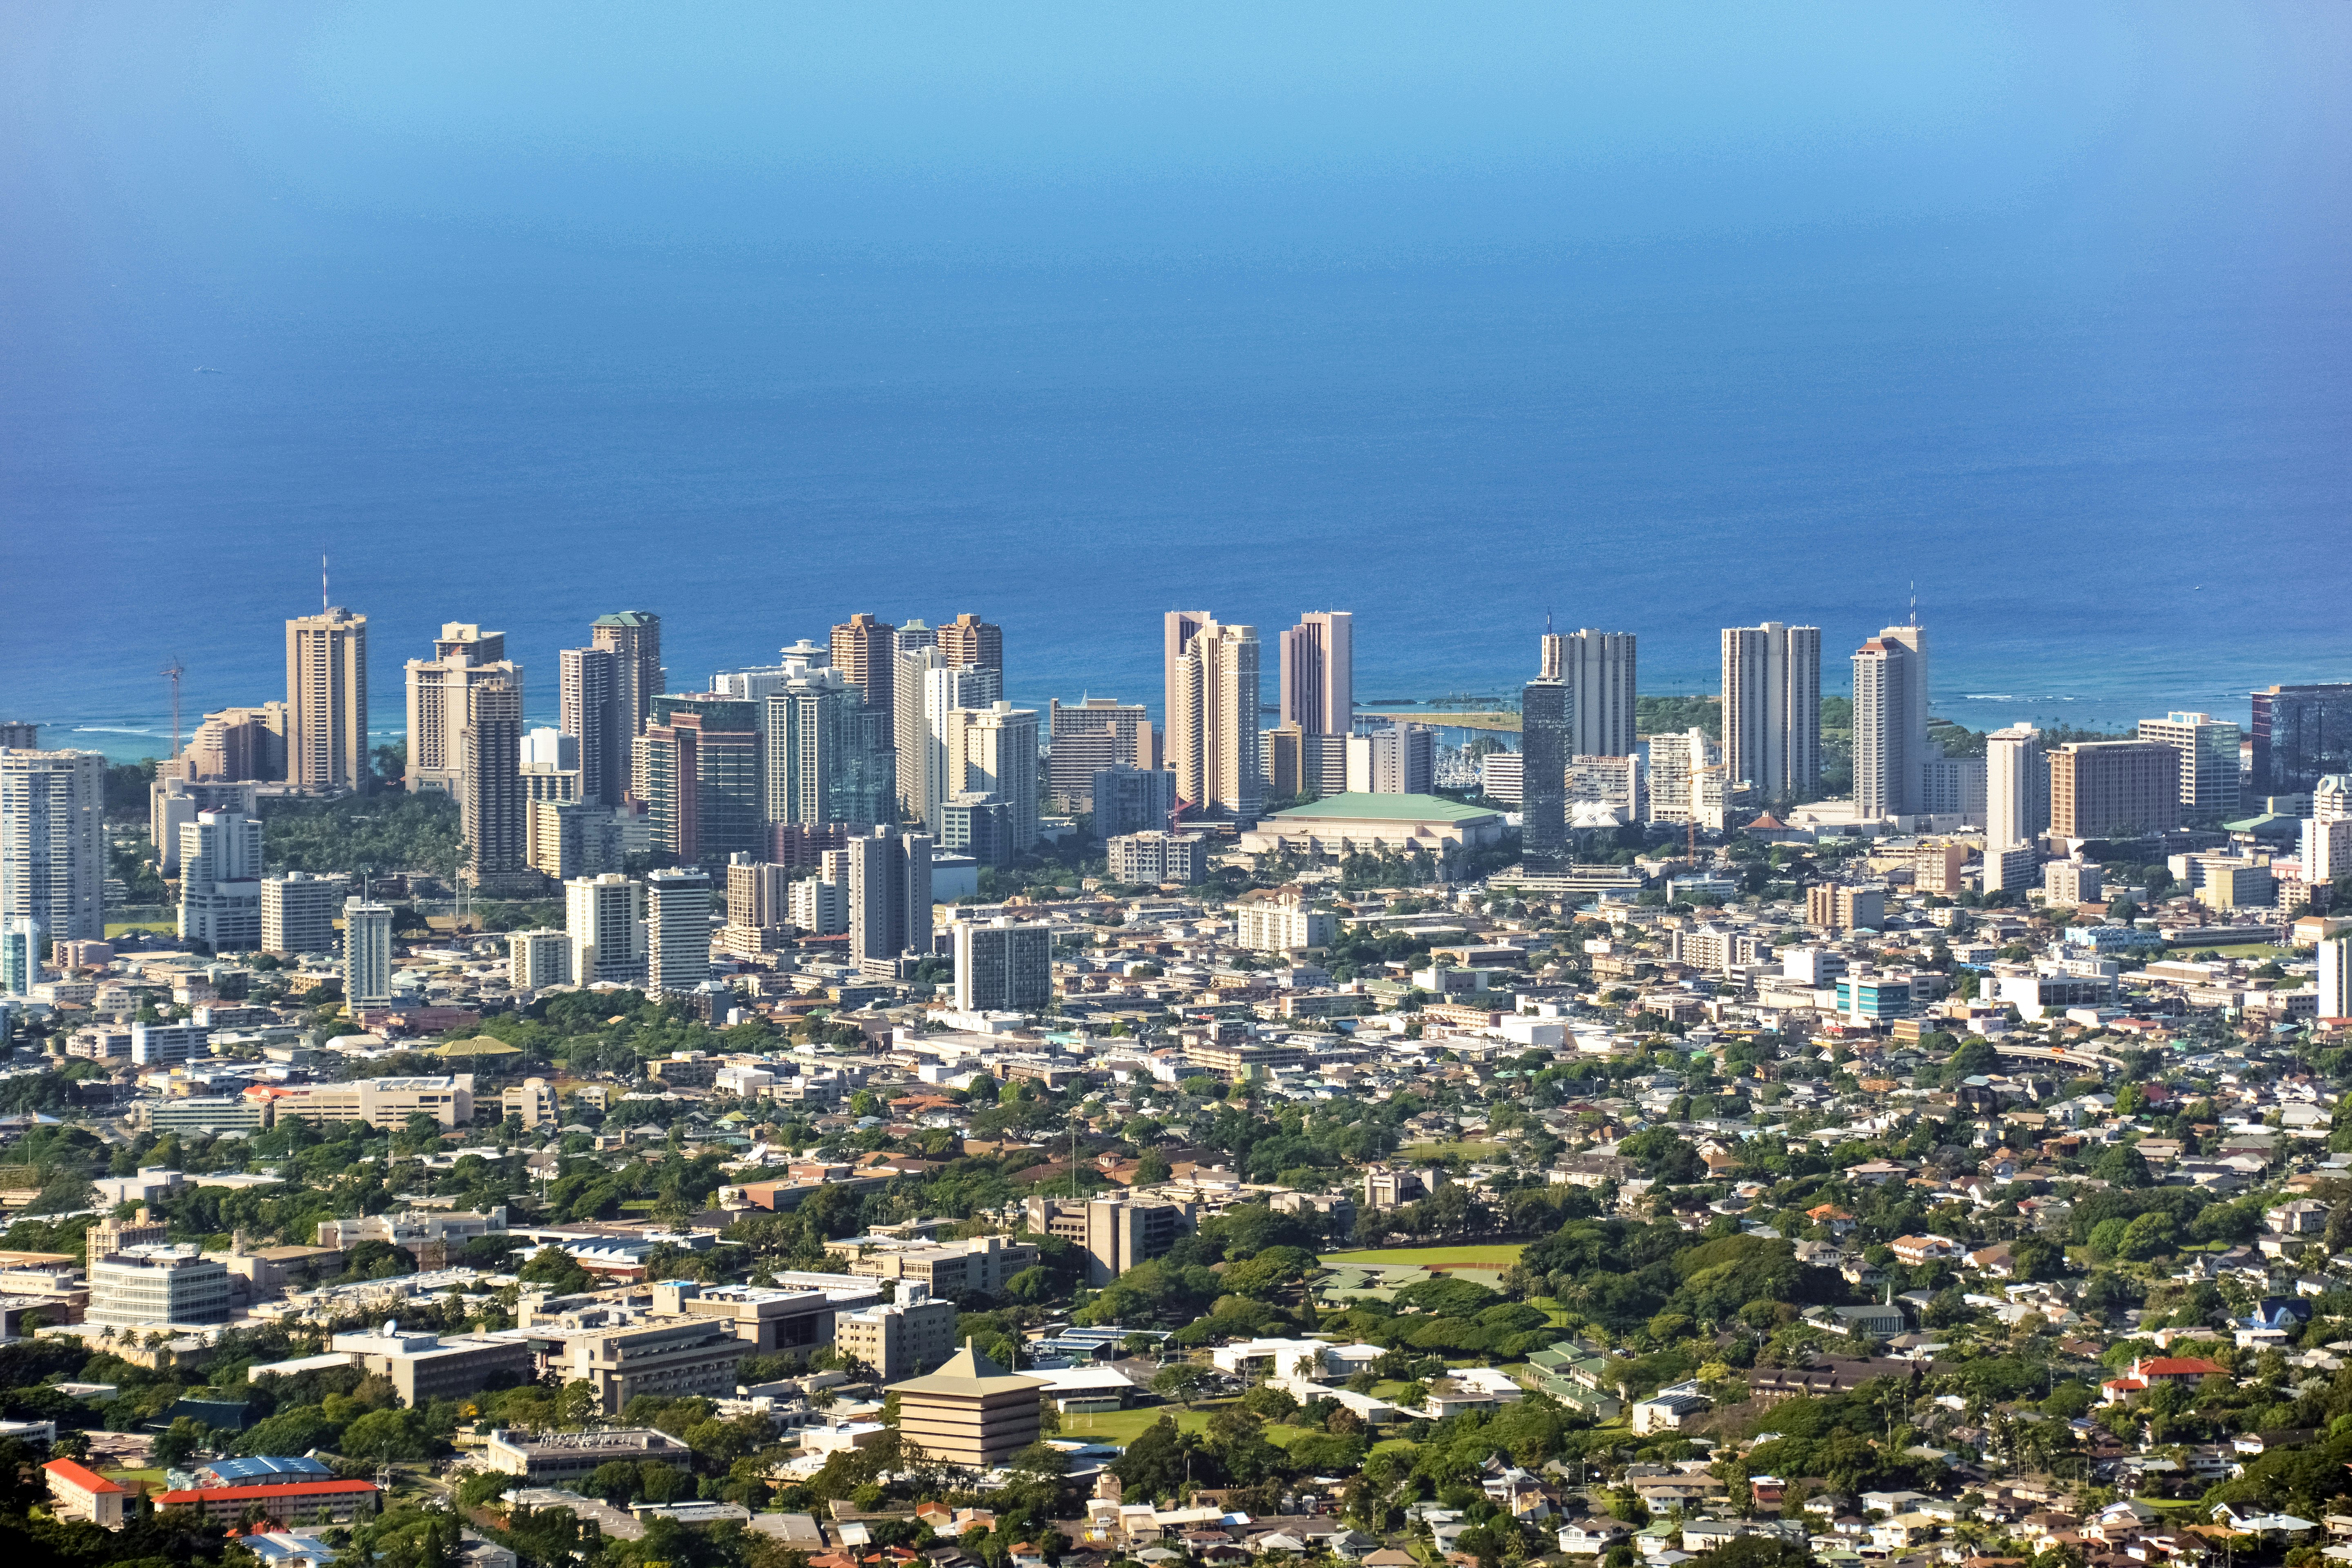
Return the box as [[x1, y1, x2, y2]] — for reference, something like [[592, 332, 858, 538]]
[[155, 1478, 381, 1527], [43, 1458, 128, 1530], [2101, 1356, 2228, 1404]]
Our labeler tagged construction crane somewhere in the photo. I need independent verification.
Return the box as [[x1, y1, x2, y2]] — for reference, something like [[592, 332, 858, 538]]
[[161, 656, 186, 760]]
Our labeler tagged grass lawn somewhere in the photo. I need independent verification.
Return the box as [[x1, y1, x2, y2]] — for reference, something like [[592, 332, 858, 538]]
[[2198, 943, 2294, 959], [105, 920, 175, 937], [101, 1467, 167, 1488], [1400, 1141, 1505, 1162], [1323, 1244, 1525, 1269], [1055, 1399, 1237, 1445]]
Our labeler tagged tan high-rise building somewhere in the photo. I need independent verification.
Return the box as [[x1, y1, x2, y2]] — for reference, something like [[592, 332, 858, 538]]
[[181, 703, 288, 784], [589, 612, 664, 742], [405, 624, 521, 794], [1165, 613, 1262, 819], [1851, 628, 1927, 820], [944, 702, 1040, 853], [285, 608, 370, 794], [1278, 611, 1352, 736], [937, 614, 1002, 673], [830, 612, 897, 721], [2050, 741, 2180, 839]]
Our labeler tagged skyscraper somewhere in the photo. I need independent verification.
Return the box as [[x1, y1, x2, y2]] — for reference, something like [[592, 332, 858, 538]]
[[0, 748, 107, 943], [1165, 613, 1262, 819], [2250, 682, 2352, 795], [639, 695, 763, 866], [849, 827, 932, 965], [916, 662, 1004, 831], [644, 868, 713, 996], [2320, 935, 2351, 1023], [403, 624, 521, 794], [1985, 724, 2048, 851], [566, 873, 646, 985], [2050, 742, 2181, 839], [178, 810, 263, 952], [953, 918, 1052, 1013], [0, 915, 38, 996], [947, 701, 1041, 853], [1278, 612, 1353, 737], [343, 898, 394, 1008], [590, 612, 665, 741], [459, 676, 532, 891], [938, 614, 1003, 673], [285, 607, 370, 793], [1521, 646, 1567, 868], [766, 665, 896, 830], [1046, 698, 1154, 812], [831, 612, 898, 724], [1369, 725, 1434, 795], [2137, 712, 2243, 820], [1851, 625, 1928, 820], [1720, 623, 1818, 798], [559, 646, 623, 808], [1549, 629, 1639, 760]]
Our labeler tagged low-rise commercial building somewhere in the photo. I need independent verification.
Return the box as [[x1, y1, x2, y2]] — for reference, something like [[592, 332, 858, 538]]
[[1233, 887, 1337, 952], [536, 1316, 750, 1414], [1022, 1195, 1198, 1288], [1105, 831, 1204, 885], [265, 1075, 475, 1129], [834, 1282, 958, 1381], [481, 1427, 694, 1484], [645, 1278, 881, 1354], [155, 1479, 381, 1528], [86, 1245, 233, 1329], [328, 1327, 535, 1407]]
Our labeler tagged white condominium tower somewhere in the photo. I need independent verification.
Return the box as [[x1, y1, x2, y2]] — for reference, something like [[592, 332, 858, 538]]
[[1547, 628, 1639, 759], [1720, 623, 1819, 797], [0, 747, 107, 943], [1985, 724, 2048, 851], [566, 873, 646, 985], [343, 898, 395, 1008], [1164, 612, 1263, 819]]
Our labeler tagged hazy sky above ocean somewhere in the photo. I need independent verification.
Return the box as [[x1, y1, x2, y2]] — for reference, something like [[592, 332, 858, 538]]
[[4, 4, 2349, 759]]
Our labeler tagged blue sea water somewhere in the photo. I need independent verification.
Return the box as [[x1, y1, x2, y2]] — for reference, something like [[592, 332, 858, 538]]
[[2, 6, 2348, 759]]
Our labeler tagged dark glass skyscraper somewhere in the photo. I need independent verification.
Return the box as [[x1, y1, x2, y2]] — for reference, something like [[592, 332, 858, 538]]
[[2251, 683, 2352, 795], [1521, 659, 1567, 869]]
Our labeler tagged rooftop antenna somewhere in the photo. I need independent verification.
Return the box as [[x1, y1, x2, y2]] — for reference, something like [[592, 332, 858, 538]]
[[161, 656, 186, 760], [321, 553, 331, 614], [1909, 580, 1917, 627]]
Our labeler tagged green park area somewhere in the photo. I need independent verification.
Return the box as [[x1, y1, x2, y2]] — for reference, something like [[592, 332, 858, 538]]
[[1321, 1244, 1525, 1268]]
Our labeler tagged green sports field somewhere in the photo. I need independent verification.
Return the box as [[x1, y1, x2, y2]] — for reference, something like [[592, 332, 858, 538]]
[[1321, 1244, 1525, 1268]]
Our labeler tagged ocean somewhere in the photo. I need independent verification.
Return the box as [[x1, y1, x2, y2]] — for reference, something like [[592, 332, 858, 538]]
[[4, 8, 2348, 761]]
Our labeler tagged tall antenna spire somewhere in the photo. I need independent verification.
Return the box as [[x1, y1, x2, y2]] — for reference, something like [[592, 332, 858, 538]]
[[322, 553, 331, 614], [1909, 579, 1917, 626], [161, 657, 186, 760]]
